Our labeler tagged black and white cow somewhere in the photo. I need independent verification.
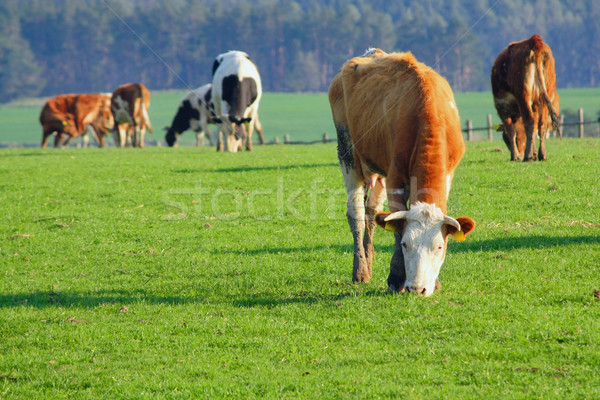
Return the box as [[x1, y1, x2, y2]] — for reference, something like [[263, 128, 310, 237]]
[[211, 50, 263, 152], [165, 84, 216, 147]]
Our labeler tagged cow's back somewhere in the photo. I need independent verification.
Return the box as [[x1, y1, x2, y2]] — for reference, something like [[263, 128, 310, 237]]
[[111, 83, 147, 123], [211, 51, 262, 119], [492, 35, 555, 97], [332, 51, 464, 184]]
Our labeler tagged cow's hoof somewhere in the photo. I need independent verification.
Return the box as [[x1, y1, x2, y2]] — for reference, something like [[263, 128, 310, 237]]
[[353, 273, 371, 283]]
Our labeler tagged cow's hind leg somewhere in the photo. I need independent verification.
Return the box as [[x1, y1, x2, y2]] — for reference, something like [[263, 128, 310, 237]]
[[137, 126, 146, 148], [503, 120, 521, 161], [113, 126, 126, 147], [363, 179, 386, 281], [254, 117, 265, 145], [522, 119, 536, 161], [521, 104, 537, 162], [537, 109, 548, 161]]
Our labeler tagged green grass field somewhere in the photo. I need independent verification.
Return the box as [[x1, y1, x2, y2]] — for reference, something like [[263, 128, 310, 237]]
[[1, 138, 599, 398], [1, 88, 599, 146]]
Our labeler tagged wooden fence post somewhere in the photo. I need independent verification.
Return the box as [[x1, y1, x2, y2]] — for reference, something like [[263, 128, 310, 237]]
[[578, 108, 584, 138], [467, 120, 473, 141], [487, 114, 493, 141]]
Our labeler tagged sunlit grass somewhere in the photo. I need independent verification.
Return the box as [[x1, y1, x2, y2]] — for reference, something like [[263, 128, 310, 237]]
[[1, 139, 599, 398]]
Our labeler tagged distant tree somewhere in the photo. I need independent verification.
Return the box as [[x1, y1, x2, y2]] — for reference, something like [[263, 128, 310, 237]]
[[285, 51, 321, 91], [0, 1, 44, 101], [1, 0, 600, 102]]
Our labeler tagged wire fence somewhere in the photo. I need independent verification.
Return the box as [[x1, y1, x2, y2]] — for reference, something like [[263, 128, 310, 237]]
[[463, 108, 600, 141], [3, 108, 599, 149]]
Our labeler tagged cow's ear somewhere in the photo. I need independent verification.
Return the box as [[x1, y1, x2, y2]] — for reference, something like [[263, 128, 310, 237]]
[[211, 59, 221, 76], [375, 212, 404, 233], [445, 216, 475, 241]]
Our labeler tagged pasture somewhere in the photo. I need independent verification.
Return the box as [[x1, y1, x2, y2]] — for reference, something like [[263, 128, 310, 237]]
[[1, 137, 599, 398], [1, 88, 599, 146]]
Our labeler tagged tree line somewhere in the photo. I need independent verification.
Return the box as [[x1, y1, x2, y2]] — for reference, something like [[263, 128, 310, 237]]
[[1, 0, 599, 103]]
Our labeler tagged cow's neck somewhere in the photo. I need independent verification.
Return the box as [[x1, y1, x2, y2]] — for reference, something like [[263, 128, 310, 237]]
[[409, 132, 449, 214]]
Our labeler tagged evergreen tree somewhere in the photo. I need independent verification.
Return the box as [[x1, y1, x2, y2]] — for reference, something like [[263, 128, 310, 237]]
[[1, 0, 599, 102], [0, 1, 44, 101]]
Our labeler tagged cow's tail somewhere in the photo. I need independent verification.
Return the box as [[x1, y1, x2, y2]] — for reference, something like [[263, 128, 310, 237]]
[[534, 49, 560, 137], [142, 90, 153, 134]]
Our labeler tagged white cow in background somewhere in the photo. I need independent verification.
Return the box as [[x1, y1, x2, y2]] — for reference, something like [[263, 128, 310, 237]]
[[211, 50, 263, 152]]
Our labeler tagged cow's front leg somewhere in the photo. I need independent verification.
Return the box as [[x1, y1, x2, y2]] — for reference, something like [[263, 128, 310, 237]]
[[363, 178, 386, 280], [217, 129, 225, 152], [388, 233, 407, 292], [41, 131, 52, 148], [55, 133, 69, 148], [244, 123, 253, 151], [348, 209, 368, 283], [386, 185, 408, 292], [343, 170, 369, 283]]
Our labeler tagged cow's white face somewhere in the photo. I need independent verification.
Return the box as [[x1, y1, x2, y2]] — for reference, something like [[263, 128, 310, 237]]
[[381, 202, 475, 296]]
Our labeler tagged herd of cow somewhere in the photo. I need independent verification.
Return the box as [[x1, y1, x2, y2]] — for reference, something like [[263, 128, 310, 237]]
[[39, 35, 560, 296], [40, 50, 263, 152]]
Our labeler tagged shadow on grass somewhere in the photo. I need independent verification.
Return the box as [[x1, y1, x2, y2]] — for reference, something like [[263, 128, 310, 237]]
[[449, 234, 599, 253], [0, 150, 61, 157], [173, 162, 338, 174], [0, 286, 393, 310], [213, 244, 354, 256], [212, 235, 599, 256], [0, 289, 206, 309], [232, 288, 391, 308]]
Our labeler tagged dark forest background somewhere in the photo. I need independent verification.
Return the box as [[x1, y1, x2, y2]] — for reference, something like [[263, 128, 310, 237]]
[[1, 0, 599, 103]]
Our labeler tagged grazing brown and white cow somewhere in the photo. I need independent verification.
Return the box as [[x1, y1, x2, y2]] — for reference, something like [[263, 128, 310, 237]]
[[211, 51, 263, 152], [491, 35, 560, 161], [111, 83, 153, 147], [328, 48, 475, 296], [40, 93, 114, 148]]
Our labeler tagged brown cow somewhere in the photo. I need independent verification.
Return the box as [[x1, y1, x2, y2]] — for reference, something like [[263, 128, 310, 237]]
[[491, 34, 560, 161], [499, 93, 560, 160], [40, 93, 114, 148], [328, 48, 475, 296], [111, 83, 153, 147]]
